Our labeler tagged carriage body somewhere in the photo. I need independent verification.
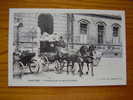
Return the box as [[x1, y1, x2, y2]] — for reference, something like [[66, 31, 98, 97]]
[[40, 41, 59, 62], [40, 39, 66, 59], [19, 52, 36, 66], [13, 51, 40, 78], [39, 39, 70, 73]]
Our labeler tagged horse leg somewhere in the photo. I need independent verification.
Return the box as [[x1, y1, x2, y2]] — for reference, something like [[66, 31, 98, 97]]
[[59, 60, 63, 73], [67, 61, 69, 74], [86, 63, 89, 75], [59, 59, 64, 72], [78, 62, 84, 72], [90, 63, 94, 76], [71, 62, 75, 74], [81, 62, 84, 71], [60, 60, 65, 71], [79, 63, 83, 77]]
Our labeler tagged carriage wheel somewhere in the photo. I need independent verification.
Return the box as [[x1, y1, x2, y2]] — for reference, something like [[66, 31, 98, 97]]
[[41, 56, 49, 72], [55, 60, 63, 73], [29, 60, 40, 73], [13, 61, 23, 78]]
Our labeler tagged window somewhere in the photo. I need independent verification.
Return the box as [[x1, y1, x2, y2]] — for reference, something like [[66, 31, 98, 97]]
[[97, 24, 105, 44], [113, 25, 120, 37], [112, 23, 120, 44], [80, 23, 87, 34], [79, 19, 89, 44], [97, 22, 105, 44]]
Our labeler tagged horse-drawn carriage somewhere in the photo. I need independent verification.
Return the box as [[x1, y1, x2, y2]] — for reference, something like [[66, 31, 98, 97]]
[[13, 37, 103, 78], [39, 39, 103, 76]]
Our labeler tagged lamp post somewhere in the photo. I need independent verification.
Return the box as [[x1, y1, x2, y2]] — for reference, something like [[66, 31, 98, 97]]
[[16, 22, 23, 51]]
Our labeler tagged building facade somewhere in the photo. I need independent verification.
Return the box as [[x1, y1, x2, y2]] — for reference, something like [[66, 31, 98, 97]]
[[13, 13, 122, 57]]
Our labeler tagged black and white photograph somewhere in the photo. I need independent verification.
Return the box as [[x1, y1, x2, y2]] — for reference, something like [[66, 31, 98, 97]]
[[8, 9, 126, 86]]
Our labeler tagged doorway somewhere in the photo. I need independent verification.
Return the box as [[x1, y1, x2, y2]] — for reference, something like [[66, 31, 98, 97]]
[[38, 14, 53, 35]]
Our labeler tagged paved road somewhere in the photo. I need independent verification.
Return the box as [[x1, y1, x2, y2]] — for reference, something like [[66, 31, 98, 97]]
[[19, 57, 124, 81]]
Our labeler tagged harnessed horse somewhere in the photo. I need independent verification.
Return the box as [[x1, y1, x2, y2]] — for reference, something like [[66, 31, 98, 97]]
[[55, 42, 97, 77], [78, 45, 95, 76]]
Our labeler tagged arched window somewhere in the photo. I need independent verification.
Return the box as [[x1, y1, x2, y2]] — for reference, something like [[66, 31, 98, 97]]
[[38, 14, 53, 35], [96, 21, 106, 44], [112, 23, 120, 44], [79, 19, 90, 44], [112, 23, 120, 37], [79, 19, 89, 34]]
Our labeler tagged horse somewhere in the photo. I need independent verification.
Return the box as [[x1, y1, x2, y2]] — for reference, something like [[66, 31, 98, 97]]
[[54, 45, 85, 76], [63, 45, 96, 77], [55, 44, 96, 77], [78, 45, 95, 76], [55, 49, 82, 75]]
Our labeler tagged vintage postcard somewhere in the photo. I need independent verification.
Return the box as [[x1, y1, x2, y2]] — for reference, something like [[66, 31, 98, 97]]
[[8, 9, 126, 86]]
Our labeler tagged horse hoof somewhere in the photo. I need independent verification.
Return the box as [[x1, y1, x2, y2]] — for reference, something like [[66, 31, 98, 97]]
[[72, 71, 75, 74], [79, 72, 83, 77], [72, 72, 75, 75], [56, 71, 61, 74]]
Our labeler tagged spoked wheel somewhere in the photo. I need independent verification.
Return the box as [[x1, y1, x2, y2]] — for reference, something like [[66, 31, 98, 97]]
[[41, 56, 49, 72], [13, 61, 23, 78], [29, 60, 40, 73], [55, 60, 65, 73], [55, 60, 61, 73]]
